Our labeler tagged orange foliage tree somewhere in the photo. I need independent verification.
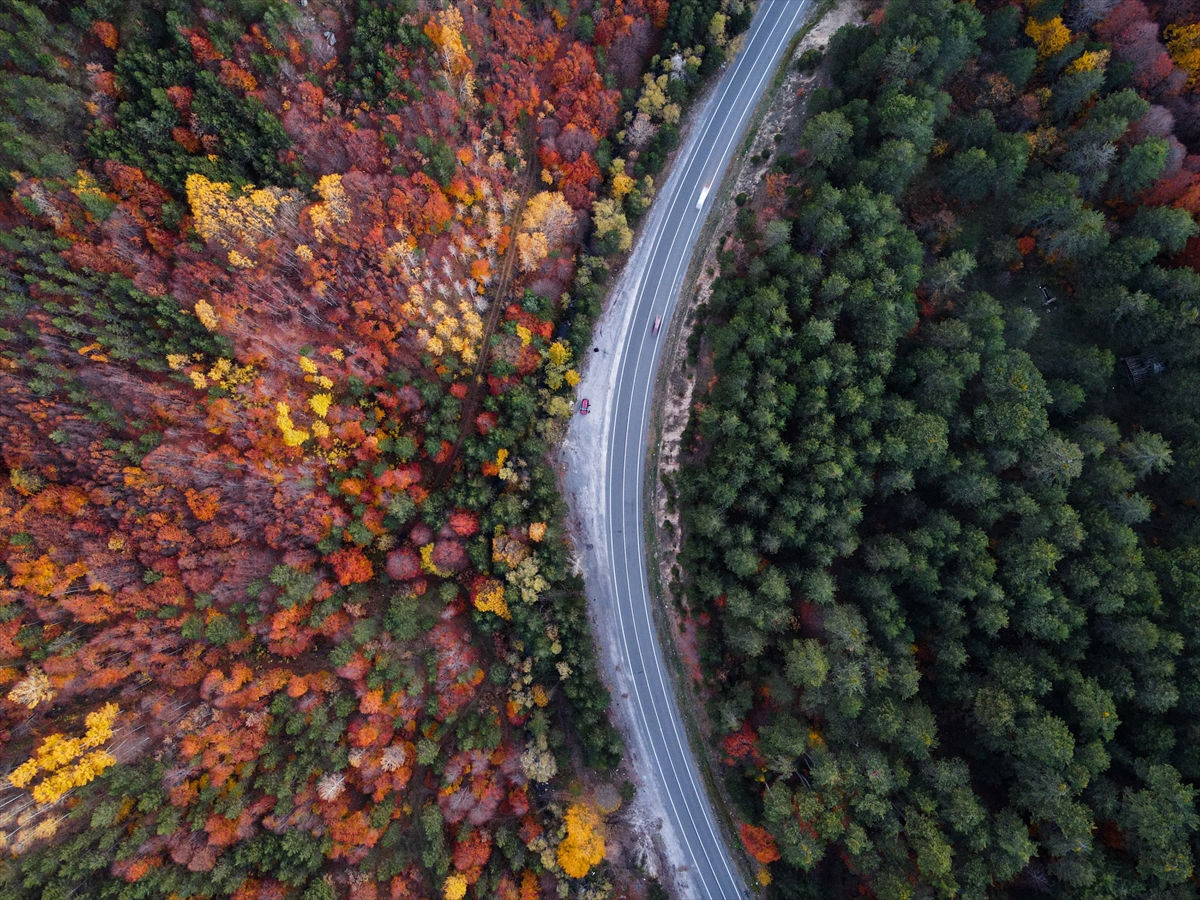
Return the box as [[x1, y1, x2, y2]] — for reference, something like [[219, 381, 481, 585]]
[[740, 822, 781, 865], [556, 803, 606, 878]]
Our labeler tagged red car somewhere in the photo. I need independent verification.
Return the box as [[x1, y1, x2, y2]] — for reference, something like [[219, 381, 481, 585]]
[[579, 398, 590, 415]]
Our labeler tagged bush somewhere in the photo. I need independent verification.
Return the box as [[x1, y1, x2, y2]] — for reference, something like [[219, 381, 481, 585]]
[[796, 47, 824, 73]]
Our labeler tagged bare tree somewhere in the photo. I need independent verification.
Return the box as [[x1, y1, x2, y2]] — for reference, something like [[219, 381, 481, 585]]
[[1066, 0, 1119, 29]]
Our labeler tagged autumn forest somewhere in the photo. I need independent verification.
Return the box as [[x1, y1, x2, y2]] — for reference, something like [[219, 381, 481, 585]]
[[8, 0, 1200, 897], [0, 0, 739, 896]]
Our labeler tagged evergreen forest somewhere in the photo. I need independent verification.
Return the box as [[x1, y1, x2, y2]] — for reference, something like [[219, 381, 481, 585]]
[[679, 0, 1200, 897]]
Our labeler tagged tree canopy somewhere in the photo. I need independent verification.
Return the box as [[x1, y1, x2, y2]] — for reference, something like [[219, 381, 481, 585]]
[[679, 0, 1200, 896]]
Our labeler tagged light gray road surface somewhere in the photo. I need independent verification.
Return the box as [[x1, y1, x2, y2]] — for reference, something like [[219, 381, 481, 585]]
[[564, 3, 812, 898]]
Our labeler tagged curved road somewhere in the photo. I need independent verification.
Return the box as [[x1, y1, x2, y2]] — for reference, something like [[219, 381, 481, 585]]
[[565, 3, 812, 897]]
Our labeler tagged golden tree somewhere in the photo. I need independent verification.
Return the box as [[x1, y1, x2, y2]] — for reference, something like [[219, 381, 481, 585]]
[[518, 191, 575, 272], [556, 803, 605, 878], [403, 284, 485, 365], [8, 703, 119, 805], [1025, 16, 1071, 61], [1067, 49, 1109, 75], [517, 231, 549, 272], [1166, 24, 1200, 88], [609, 159, 635, 199], [542, 340, 579, 391], [309, 393, 332, 418], [194, 299, 220, 331], [521, 191, 575, 243], [307, 174, 352, 243], [473, 580, 511, 620], [419, 543, 451, 577], [443, 873, 468, 900], [275, 402, 310, 447], [185, 174, 297, 260], [636, 73, 679, 124], [425, 8, 475, 101]]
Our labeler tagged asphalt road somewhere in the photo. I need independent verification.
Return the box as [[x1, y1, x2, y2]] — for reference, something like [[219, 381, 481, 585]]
[[566, 3, 813, 898]]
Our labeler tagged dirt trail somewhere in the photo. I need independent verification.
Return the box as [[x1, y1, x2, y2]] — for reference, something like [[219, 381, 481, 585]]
[[431, 128, 539, 491]]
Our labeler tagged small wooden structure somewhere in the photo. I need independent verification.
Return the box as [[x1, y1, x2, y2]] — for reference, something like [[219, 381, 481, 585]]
[[1122, 352, 1165, 390]]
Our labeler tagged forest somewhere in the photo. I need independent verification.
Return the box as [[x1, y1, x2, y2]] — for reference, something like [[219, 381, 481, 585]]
[[0, 0, 750, 897], [677, 0, 1200, 897]]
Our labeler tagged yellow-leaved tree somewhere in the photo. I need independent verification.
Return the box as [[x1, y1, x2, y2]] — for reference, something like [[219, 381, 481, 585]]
[[403, 284, 484, 365], [443, 873, 468, 900], [185, 174, 296, 259], [1025, 16, 1071, 61], [194, 298, 220, 331], [473, 579, 511, 620], [609, 159, 635, 199], [518, 191, 575, 272], [592, 198, 632, 253], [275, 402, 310, 447], [307, 174, 352, 244], [636, 72, 680, 125], [419, 543, 451, 577], [425, 7, 475, 101], [543, 340, 578, 391], [517, 231, 549, 272], [1066, 49, 1110, 75], [8, 703, 119, 805], [556, 802, 606, 878], [522, 191, 575, 242], [1166, 24, 1200, 88]]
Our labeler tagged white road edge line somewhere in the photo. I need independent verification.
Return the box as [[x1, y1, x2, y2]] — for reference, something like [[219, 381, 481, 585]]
[[606, 9, 780, 890]]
